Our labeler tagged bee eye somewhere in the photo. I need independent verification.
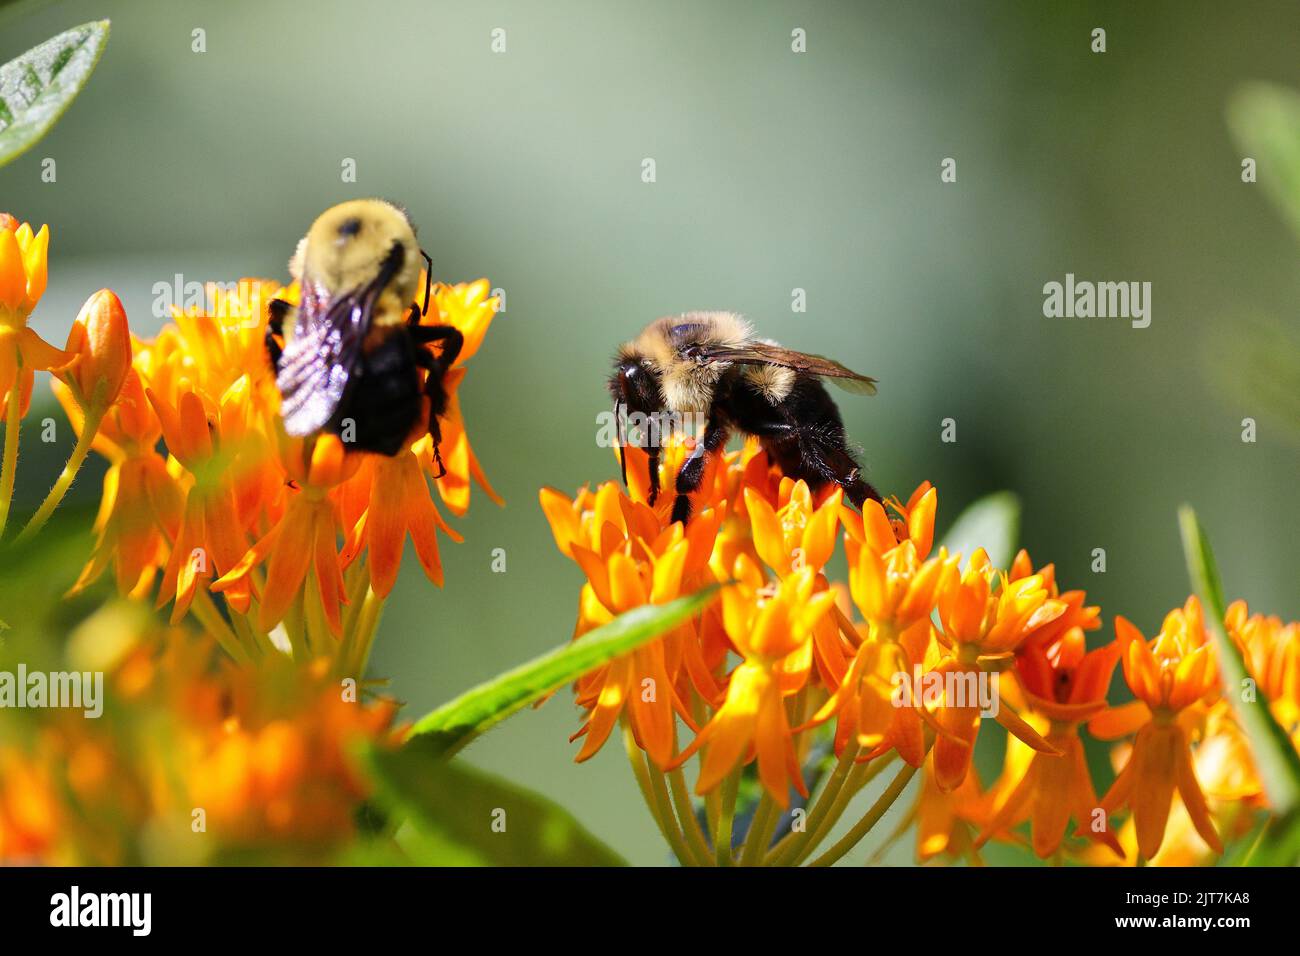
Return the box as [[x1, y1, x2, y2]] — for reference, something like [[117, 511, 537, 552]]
[[337, 217, 362, 238]]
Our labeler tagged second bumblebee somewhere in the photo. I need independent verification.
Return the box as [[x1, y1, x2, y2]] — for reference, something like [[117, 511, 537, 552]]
[[266, 199, 461, 463]]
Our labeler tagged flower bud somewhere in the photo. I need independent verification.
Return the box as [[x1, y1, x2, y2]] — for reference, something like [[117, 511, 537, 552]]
[[64, 289, 131, 411]]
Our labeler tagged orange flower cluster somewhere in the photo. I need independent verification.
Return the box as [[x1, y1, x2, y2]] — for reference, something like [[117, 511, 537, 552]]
[[32, 252, 499, 666], [0, 215, 63, 421], [541, 437, 1299, 865], [0, 616, 400, 864]]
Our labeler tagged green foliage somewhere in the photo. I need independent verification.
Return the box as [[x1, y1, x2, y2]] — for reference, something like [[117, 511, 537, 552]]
[[363, 737, 626, 866], [938, 491, 1021, 569], [0, 20, 109, 167], [1178, 505, 1300, 865], [409, 585, 719, 756], [1229, 83, 1300, 239]]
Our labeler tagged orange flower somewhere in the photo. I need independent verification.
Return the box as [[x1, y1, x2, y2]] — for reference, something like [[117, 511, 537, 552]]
[[0, 218, 70, 417], [0, 748, 61, 863], [340, 448, 462, 596], [58, 262, 499, 665], [841, 482, 937, 561], [810, 540, 957, 765], [422, 280, 501, 513], [188, 660, 399, 843], [1092, 598, 1224, 859], [977, 629, 1124, 858], [914, 752, 988, 864], [1227, 599, 1299, 737], [744, 481, 842, 576], [55, 371, 181, 597], [1009, 549, 1102, 650], [214, 434, 361, 636], [930, 550, 1064, 791], [674, 562, 837, 805], [149, 384, 261, 622], [556, 483, 700, 768]]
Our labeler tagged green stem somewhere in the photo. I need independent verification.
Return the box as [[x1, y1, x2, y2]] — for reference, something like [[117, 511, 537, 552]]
[[0, 367, 24, 539], [648, 761, 706, 866], [623, 723, 693, 866], [344, 583, 384, 678], [765, 744, 860, 866], [713, 767, 741, 866], [806, 761, 918, 867], [789, 756, 892, 866], [283, 590, 310, 662], [690, 694, 722, 837], [15, 396, 105, 545], [338, 557, 372, 671], [239, 597, 276, 657], [190, 589, 250, 665], [668, 765, 713, 865], [740, 793, 778, 866], [227, 603, 263, 660]]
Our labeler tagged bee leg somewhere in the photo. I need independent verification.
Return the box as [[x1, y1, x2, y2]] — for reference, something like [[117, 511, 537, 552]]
[[427, 416, 447, 479], [411, 333, 461, 477], [409, 324, 463, 370], [671, 412, 729, 524], [646, 449, 660, 506], [815, 440, 881, 507], [265, 298, 291, 371]]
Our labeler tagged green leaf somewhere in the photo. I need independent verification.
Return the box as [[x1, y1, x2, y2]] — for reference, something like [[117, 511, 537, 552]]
[[362, 739, 627, 866], [1177, 505, 1300, 865], [1228, 83, 1300, 240], [0, 20, 110, 167], [409, 585, 720, 755], [938, 491, 1021, 569]]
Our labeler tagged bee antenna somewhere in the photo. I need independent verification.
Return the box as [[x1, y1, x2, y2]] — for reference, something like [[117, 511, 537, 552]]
[[420, 248, 433, 316]]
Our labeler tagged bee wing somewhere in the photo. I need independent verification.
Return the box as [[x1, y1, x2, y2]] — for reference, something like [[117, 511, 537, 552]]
[[276, 243, 408, 437], [275, 280, 376, 436], [703, 342, 878, 396]]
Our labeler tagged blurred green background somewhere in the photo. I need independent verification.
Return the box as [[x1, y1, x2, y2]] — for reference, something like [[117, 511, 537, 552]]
[[2, 0, 1297, 864]]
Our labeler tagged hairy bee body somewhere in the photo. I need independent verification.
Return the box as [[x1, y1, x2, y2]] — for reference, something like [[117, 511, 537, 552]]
[[266, 200, 460, 459], [611, 311, 880, 523]]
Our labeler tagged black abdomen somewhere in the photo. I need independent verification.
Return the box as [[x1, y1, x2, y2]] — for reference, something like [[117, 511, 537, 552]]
[[724, 373, 878, 507], [329, 331, 421, 455]]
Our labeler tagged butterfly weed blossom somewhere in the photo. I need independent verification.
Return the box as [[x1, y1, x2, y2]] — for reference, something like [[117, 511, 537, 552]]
[[0, 609, 401, 864], [2, 210, 500, 677], [0, 207, 512, 864], [4, 203, 1296, 867], [540, 435, 1300, 865]]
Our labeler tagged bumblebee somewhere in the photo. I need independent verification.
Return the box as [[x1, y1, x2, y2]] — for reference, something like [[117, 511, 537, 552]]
[[265, 199, 460, 463], [610, 311, 881, 523]]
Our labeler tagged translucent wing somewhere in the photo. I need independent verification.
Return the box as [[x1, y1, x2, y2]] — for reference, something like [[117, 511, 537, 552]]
[[702, 341, 878, 395], [275, 280, 370, 436], [275, 243, 406, 436]]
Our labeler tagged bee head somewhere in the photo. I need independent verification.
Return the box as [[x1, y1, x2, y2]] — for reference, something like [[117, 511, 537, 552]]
[[609, 351, 662, 415], [303, 199, 422, 301]]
